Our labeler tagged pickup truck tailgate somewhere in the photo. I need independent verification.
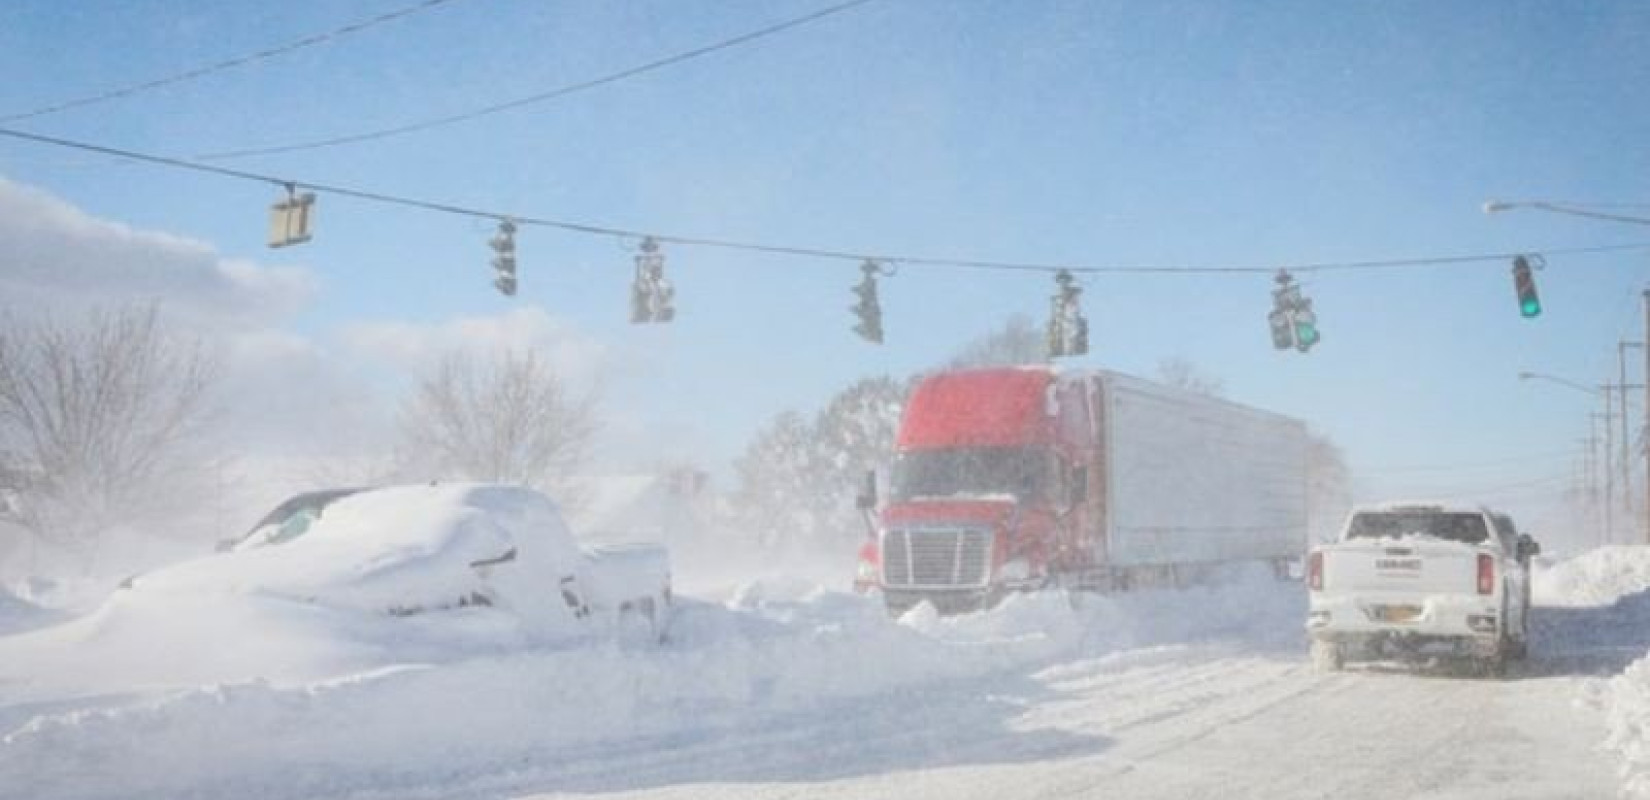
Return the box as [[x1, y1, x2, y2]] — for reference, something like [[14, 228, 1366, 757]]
[[1321, 539, 1480, 595]]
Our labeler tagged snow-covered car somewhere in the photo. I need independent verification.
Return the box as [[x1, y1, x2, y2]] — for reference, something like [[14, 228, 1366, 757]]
[[1306, 502, 1539, 675], [124, 483, 672, 636]]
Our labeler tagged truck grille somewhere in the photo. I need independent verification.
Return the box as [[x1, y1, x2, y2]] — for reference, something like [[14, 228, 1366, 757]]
[[883, 528, 992, 588]]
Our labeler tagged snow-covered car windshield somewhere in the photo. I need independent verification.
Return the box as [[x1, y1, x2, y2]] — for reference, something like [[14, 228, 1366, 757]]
[[230, 488, 365, 550], [1346, 511, 1490, 544], [891, 446, 1049, 502]]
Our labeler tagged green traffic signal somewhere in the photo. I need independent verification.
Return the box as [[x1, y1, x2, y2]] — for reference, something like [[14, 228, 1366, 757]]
[[1512, 256, 1541, 319]]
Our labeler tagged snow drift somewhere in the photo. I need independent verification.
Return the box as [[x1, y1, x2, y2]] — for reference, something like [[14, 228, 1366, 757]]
[[1548, 547, 1650, 799], [0, 566, 1304, 800], [1533, 546, 1650, 608]]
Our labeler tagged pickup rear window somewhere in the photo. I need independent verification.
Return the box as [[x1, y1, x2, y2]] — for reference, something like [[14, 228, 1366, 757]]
[[1345, 511, 1489, 544]]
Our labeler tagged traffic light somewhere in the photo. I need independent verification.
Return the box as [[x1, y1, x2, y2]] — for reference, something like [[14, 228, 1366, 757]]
[[850, 260, 883, 344], [1047, 269, 1088, 358], [1267, 308, 1293, 350], [1512, 255, 1541, 318], [1268, 269, 1320, 354], [268, 184, 315, 249], [1292, 298, 1320, 352], [630, 237, 674, 323], [489, 219, 517, 297]]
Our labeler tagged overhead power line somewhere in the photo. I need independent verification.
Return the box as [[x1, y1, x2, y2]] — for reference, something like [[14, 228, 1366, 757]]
[[194, 0, 882, 160], [7, 125, 1650, 277], [0, 0, 475, 124], [1357, 449, 1586, 477], [1421, 472, 1575, 503]]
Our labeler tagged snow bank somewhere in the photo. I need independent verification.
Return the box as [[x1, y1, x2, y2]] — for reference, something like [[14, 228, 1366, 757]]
[[1533, 546, 1650, 607], [0, 569, 1304, 800], [1544, 547, 1650, 798], [1610, 656, 1650, 799]]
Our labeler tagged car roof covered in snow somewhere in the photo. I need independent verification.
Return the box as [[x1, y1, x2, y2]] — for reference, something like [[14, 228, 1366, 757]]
[[129, 483, 584, 613], [1349, 500, 1499, 516]]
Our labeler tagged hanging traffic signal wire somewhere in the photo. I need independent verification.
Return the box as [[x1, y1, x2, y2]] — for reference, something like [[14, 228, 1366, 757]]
[[193, 0, 882, 160], [6, 125, 1650, 279], [0, 0, 475, 124]]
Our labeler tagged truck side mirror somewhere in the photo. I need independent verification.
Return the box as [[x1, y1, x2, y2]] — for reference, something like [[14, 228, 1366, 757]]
[[1516, 533, 1540, 561], [1069, 466, 1088, 506], [855, 469, 878, 511]]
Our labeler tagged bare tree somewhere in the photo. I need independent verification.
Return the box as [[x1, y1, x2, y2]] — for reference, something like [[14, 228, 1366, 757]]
[[947, 314, 1049, 369], [729, 375, 906, 550], [0, 304, 218, 552], [396, 350, 599, 504]]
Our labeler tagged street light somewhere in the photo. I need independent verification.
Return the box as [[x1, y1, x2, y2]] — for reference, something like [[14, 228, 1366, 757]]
[[1484, 199, 1650, 227], [1519, 371, 1614, 544], [1517, 371, 1602, 397]]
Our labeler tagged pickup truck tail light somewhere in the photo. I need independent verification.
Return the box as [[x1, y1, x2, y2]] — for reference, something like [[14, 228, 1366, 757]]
[[1476, 554, 1494, 595], [1308, 551, 1324, 591]]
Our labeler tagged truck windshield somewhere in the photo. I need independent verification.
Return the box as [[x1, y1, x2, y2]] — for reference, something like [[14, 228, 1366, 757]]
[[1346, 511, 1489, 544], [890, 446, 1050, 502]]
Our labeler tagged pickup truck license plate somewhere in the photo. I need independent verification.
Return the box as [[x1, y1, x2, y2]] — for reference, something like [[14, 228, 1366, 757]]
[[1374, 605, 1422, 622]]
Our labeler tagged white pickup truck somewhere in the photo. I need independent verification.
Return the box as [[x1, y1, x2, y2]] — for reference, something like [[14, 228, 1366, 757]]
[[1306, 502, 1540, 675]]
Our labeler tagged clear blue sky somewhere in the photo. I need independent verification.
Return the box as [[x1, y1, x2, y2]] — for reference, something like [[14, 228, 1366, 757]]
[[4, 0, 1649, 540]]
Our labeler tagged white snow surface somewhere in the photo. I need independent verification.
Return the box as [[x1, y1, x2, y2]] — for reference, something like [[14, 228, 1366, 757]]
[[0, 586, 56, 636], [0, 562, 1298, 800], [1554, 547, 1650, 798], [1533, 545, 1650, 607], [5, 547, 1649, 800]]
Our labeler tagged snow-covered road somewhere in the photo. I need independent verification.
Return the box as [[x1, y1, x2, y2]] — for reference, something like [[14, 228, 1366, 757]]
[[5, 551, 1649, 800], [509, 609, 1622, 800]]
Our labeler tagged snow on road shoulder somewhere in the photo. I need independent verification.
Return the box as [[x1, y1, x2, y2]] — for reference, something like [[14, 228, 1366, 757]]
[[1611, 654, 1650, 799], [0, 569, 1304, 800], [1534, 546, 1650, 607], [1538, 546, 1650, 799]]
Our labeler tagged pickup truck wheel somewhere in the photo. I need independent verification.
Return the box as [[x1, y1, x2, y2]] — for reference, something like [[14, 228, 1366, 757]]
[[1310, 639, 1344, 672]]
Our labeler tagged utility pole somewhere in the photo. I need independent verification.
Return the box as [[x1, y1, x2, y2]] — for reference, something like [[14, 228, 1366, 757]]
[[1592, 411, 1613, 545], [1619, 341, 1644, 540], [1604, 391, 1616, 545], [1583, 421, 1602, 544], [1643, 289, 1650, 544]]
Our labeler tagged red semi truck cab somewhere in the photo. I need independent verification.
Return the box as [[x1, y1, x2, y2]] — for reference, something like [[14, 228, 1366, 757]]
[[873, 367, 1102, 615]]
